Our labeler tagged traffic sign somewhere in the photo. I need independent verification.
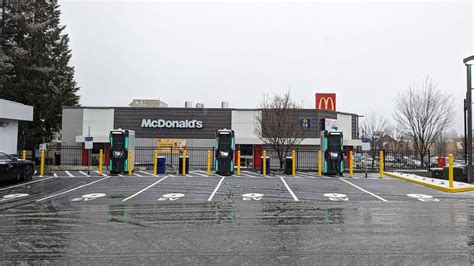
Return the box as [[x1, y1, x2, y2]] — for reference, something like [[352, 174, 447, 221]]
[[85, 137, 93, 149]]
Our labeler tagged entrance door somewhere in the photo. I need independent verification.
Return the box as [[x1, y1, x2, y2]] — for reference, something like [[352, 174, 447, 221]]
[[239, 144, 254, 168]]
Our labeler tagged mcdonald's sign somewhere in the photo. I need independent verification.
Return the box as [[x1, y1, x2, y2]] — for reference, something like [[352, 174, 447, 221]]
[[315, 93, 336, 111]]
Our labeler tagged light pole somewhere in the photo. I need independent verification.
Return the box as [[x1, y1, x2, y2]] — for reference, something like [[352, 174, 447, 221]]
[[464, 55, 474, 183]]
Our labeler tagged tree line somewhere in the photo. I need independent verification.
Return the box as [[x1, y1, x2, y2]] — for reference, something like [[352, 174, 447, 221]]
[[0, 0, 80, 150]]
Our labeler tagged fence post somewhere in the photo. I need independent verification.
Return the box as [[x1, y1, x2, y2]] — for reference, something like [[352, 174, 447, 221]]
[[427, 150, 431, 171], [40, 149, 45, 177], [99, 149, 103, 176], [263, 150, 267, 177], [349, 151, 353, 178], [379, 150, 384, 178], [448, 154, 454, 188], [292, 150, 296, 176], [22, 150, 26, 160], [207, 150, 211, 176], [237, 150, 241, 176], [153, 150, 158, 176], [318, 150, 322, 176], [182, 149, 187, 176]]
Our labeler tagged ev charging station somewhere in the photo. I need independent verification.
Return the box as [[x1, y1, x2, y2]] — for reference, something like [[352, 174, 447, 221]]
[[215, 129, 235, 176], [109, 129, 136, 174], [320, 130, 344, 176]]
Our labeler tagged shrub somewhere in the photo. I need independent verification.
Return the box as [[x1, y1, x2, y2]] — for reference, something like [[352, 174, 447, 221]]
[[430, 166, 467, 183]]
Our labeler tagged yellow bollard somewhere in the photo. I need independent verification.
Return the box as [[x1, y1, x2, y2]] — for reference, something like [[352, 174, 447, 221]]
[[40, 149, 45, 177], [128, 150, 133, 176], [99, 149, 103, 176], [379, 151, 384, 178], [182, 149, 187, 176], [318, 150, 322, 176], [292, 150, 296, 176], [237, 150, 241, 176], [448, 154, 454, 188], [207, 150, 211, 176], [263, 150, 267, 177], [153, 150, 158, 176], [22, 150, 26, 160], [349, 151, 353, 178]]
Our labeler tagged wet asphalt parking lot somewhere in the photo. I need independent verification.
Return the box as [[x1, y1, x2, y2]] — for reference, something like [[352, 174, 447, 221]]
[[0, 170, 473, 264]]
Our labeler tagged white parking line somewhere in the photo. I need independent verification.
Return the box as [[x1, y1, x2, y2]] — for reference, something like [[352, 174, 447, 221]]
[[191, 171, 209, 177], [208, 176, 225, 201], [279, 176, 299, 201], [0, 177, 55, 192], [139, 171, 155, 176], [65, 171, 74, 177], [339, 178, 388, 202], [122, 175, 170, 202], [94, 171, 108, 177], [36, 176, 111, 202], [133, 173, 143, 177], [53, 173, 58, 177], [78, 171, 90, 177]]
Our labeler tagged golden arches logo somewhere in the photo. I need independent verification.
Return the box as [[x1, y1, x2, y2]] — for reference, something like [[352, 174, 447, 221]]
[[318, 97, 335, 111]]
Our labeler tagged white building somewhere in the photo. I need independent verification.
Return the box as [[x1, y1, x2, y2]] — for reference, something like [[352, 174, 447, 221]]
[[0, 99, 33, 154]]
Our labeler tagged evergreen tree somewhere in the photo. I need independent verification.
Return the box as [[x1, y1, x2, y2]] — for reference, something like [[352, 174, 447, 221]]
[[1, 0, 79, 150]]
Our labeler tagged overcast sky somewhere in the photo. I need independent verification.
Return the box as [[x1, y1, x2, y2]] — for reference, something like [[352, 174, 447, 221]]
[[58, 0, 473, 134]]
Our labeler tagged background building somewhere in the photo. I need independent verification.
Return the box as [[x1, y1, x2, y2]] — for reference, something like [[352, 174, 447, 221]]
[[0, 99, 33, 154], [61, 101, 361, 168]]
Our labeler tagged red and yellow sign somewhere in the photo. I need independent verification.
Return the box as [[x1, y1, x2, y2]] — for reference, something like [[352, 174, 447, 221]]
[[315, 93, 336, 111]]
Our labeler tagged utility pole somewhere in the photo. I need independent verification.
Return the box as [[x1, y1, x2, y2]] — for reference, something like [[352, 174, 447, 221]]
[[464, 56, 474, 183]]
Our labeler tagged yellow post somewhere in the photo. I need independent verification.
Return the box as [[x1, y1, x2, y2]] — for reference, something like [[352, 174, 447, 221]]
[[448, 154, 454, 188], [349, 151, 353, 178], [153, 150, 158, 176], [263, 150, 267, 177], [22, 150, 26, 160], [207, 150, 211, 176], [182, 149, 187, 176], [379, 151, 384, 178], [40, 149, 45, 177], [237, 150, 241, 176], [318, 150, 322, 176], [99, 149, 103, 176], [128, 150, 133, 176], [292, 150, 296, 176]]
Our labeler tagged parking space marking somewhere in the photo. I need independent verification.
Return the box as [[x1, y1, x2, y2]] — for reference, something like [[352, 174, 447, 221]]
[[94, 171, 109, 177], [78, 171, 90, 177], [133, 173, 143, 177], [118, 174, 124, 177], [191, 171, 208, 177], [122, 175, 170, 202], [207, 176, 226, 202], [53, 173, 58, 177], [279, 176, 299, 201], [339, 178, 388, 202], [139, 171, 155, 176], [65, 171, 74, 177], [36, 176, 111, 202], [0, 177, 55, 192]]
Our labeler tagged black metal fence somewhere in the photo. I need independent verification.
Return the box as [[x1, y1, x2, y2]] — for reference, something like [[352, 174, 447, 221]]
[[16, 145, 436, 172]]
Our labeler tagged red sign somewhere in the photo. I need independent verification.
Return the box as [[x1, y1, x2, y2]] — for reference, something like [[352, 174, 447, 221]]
[[315, 93, 336, 111]]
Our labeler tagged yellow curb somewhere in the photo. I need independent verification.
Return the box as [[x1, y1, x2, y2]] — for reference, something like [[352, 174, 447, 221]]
[[384, 172, 474, 193]]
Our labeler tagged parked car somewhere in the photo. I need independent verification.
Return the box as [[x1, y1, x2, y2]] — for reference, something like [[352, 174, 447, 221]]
[[0, 152, 35, 182]]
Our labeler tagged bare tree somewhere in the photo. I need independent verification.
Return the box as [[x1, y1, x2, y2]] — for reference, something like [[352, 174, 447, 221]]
[[360, 111, 389, 151], [393, 77, 455, 167], [255, 91, 304, 169], [433, 133, 447, 157]]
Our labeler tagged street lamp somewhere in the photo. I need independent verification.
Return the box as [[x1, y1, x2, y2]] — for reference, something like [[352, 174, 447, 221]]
[[463, 55, 474, 183]]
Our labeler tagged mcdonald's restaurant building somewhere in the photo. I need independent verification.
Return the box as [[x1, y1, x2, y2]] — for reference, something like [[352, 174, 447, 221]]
[[61, 95, 361, 168]]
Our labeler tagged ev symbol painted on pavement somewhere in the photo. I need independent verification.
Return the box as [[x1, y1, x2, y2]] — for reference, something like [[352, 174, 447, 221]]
[[158, 193, 185, 201], [0, 193, 29, 202], [324, 193, 349, 201], [71, 193, 106, 202], [242, 193, 264, 201], [406, 194, 439, 202]]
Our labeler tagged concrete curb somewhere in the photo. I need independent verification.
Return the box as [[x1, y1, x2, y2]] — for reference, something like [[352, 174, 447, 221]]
[[384, 172, 474, 193]]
